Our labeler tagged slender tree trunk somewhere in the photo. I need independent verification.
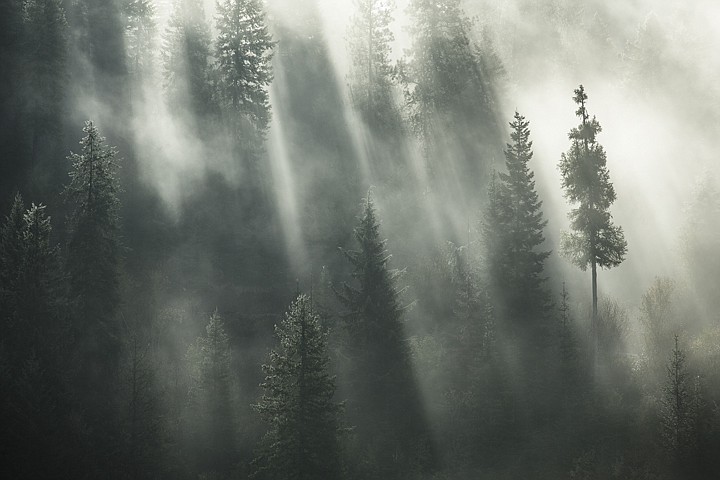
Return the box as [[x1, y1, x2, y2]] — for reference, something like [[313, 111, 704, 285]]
[[591, 257, 598, 370]]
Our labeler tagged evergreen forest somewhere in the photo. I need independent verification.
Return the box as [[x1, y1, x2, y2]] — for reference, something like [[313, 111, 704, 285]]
[[2, 0, 720, 478]]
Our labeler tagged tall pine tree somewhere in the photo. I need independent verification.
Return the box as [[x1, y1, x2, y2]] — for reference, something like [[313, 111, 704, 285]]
[[336, 194, 433, 477], [558, 85, 627, 359], [215, 0, 274, 133], [253, 294, 343, 480], [483, 111, 550, 328]]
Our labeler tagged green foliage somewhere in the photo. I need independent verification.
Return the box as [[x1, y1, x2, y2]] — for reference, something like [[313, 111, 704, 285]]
[[483, 112, 550, 325], [559, 85, 627, 271], [215, 0, 274, 133], [254, 294, 343, 480]]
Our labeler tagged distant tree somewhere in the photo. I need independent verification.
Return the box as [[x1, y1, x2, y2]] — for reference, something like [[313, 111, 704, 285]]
[[253, 294, 343, 480], [336, 194, 433, 476], [559, 85, 627, 360], [347, 0, 400, 134], [483, 112, 550, 328], [122, 0, 157, 79], [660, 335, 698, 462], [118, 320, 164, 480], [682, 174, 720, 320], [185, 310, 236, 475], [22, 0, 68, 171], [162, 0, 213, 116], [215, 0, 274, 133], [639, 277, 678, 381], [0, 194, 27, 326]]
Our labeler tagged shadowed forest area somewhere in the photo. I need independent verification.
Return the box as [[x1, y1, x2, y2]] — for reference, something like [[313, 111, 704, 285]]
[[2, 0, 720, 478]]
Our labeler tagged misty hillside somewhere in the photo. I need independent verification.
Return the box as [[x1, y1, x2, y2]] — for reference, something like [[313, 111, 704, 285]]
[[2, 0, 720, 478]]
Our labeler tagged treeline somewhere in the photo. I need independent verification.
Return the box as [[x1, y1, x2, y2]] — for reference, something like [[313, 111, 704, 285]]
[[3, 1, 720, 480]]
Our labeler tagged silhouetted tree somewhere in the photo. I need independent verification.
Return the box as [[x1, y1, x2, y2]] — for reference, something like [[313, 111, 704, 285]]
[[22, 0, 68, 180], [185, 310, 237, 475], [336, 194, 433, 477], [484, 112, 550, 328], [660, 335, 697, 463], [162, 0, 213, 116], [254, 294, 343, 480], [559, 85, 627, 360]]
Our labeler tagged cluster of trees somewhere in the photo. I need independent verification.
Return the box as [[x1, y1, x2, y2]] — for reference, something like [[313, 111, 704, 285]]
[[3, 0, 720, 479]]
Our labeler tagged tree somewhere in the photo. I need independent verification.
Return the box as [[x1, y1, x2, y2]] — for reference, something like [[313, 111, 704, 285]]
[[558, 85, 627, 359], [65, 121, 122, 354], [347, 0, 400, 133], [123, 0, 157, 80], [162, 0, 213, 116], [483, 112, 550, 327], [253, 294, 343, 480], [660, 335, 697, 462], [22, 0, 68, 176], [64, 121, 123, 464], [185, 310, 237, 475], [215, 0, 274, 133], [336, 194, 433, 476]]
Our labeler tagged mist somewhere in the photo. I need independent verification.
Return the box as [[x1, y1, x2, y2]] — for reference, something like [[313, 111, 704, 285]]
[[2, 0, 720, 478]]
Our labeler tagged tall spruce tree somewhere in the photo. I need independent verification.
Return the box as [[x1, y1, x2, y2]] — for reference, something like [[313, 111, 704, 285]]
[[559, 85, 627, 358], [336, 194, 433, 477], [253, 294, 343, 480], [660, 335, 697, 462], [64, 120, 123, 454], [215, 0, 274, 133], [484, 112, 550, 326]]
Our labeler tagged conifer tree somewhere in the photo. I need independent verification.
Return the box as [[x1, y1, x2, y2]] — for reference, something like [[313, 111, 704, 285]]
[[559, 85, 627, 357], [660, 335, 696, 461], [123, 0, 157, 79], [484, 112, 550, 325], [185, 310, 236, 475], [22, 0, 68, 173], [336, 194, 433, 476], [347, 0, 400, 133], [162, 0, 213, 116], [215, 0, 274, 133], [65, 120, 122, 351], [254, 294, 343, 480], [0, 194, 26, 325]]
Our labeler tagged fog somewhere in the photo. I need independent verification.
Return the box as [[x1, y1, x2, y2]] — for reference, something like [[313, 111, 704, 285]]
[[3, 0, 720, 478]]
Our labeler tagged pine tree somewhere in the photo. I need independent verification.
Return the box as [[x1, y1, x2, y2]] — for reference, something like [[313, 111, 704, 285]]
[[336, 194, 433, 476], [22, 0, 68, 176], [558, 85, 627, 359], [347, 0, 400, 134], [0, 193, 26, 327], [185, 310, 236, 475], [123, 0, 157, 80], [660, 335, 696, 462], [162, 0, 213, 116], [215, 0, 274, 133], [484, 112, 550, 326], [254, 294, 343, 480], [65, 121, 122, 355], [64, 121, 123, 462]]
